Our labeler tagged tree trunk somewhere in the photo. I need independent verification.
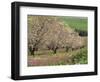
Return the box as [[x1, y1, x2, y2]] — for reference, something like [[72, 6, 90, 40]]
[[31, 48, 35, 55], [31, 50, 35, 55], [66, 46, 68, 52], [53, 49, 57, 54]]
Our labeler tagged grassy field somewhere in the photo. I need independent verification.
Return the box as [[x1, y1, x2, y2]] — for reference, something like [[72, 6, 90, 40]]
[[60, 16, 88, 31], [28, 47, 87, 66]]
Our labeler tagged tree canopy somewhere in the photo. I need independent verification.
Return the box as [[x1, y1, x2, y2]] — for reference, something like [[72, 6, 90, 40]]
[[28, 16, 86, 55]]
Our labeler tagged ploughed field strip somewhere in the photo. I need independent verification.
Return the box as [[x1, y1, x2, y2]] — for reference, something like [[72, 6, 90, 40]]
[[28, 48, 84, 66]]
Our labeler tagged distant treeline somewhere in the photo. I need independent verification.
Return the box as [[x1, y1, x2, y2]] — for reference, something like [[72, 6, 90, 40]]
[[75, 29, 87, 36]]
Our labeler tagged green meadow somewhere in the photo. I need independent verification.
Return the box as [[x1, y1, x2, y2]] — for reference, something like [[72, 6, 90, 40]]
[[60, 16, 88, 31]]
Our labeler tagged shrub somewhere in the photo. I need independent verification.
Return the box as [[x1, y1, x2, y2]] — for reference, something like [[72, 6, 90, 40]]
[[71, 47, 88, 64]]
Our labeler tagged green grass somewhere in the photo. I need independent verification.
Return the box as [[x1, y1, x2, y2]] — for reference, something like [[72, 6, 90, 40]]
[[60, 16, 88, 31]]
